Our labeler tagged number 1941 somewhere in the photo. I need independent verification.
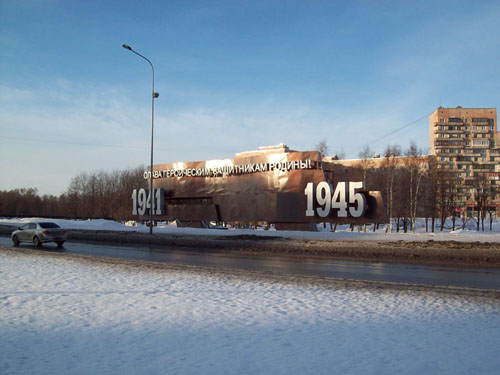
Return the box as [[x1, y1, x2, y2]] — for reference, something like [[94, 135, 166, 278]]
[[132, 188, 165, 216], [304, 182, 367, 218]]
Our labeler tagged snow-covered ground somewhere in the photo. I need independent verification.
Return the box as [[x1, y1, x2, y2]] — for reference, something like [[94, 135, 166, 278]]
[[1, 217, 499, 242], [1, 249, 500, 375]]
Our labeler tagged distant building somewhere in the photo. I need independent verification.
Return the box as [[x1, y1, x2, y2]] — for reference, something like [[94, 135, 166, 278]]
[[429, 107, 499, 215]]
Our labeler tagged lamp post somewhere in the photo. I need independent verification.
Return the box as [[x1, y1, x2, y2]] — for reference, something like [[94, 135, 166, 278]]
[[122, 44, 159, 234]]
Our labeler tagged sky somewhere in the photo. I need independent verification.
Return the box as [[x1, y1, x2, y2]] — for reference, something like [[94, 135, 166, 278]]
[[1, 0, 499, 195]]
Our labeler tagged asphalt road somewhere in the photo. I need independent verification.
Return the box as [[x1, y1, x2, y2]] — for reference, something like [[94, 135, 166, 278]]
[[1, 235, 500, 291]]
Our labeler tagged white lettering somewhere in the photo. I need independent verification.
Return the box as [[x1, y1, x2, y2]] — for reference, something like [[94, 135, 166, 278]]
[[144, 159, 317, 179]]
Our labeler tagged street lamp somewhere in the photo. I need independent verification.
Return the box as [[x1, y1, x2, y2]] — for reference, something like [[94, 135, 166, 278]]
[[122, 44, 159, 234]]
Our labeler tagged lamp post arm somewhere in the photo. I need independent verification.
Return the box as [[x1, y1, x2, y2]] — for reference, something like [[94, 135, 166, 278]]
[[127, 49, 155, 76]]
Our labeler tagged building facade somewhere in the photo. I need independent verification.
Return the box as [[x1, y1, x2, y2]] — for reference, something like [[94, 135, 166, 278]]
[[429, 107, 499, 215]]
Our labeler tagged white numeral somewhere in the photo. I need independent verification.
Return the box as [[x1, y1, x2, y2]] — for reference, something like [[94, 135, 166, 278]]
[[349, 182, 367, 218], [155, 188, 165, 215], [304, 181, 366, 218], [138, 189, 147, 215], [304, 182, 315, 217], [132, 188, 165, 216], [331, 182, 348, 217], [316, 182, 332, 217]]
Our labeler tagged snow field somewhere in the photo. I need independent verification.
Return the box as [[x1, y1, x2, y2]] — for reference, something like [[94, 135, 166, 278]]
[[1, 250, 500, 374]]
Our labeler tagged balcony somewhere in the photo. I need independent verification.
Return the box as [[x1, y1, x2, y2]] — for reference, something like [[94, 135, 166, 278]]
[[471, 128, 494, 133], [434, 144, 465, 149], [433, 128, 463, 134]]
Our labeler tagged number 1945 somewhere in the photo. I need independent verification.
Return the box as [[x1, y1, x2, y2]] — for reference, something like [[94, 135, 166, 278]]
[[304, 182, 367, 218]]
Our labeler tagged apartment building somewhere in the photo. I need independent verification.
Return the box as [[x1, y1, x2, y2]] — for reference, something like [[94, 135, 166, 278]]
[[429, 107, 499, 215]]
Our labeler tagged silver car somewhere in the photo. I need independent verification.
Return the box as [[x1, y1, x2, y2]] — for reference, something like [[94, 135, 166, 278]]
[[11, 222, 67, 247]]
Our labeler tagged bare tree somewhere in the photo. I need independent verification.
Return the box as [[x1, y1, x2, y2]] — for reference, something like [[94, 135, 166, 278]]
[[420, 157, 438, 232], [436, 169, 459, 231], [357, 145, 374, 186], [381, 144, 402, 232], [315, 138, 330, 157], [403, 141, 426, 232], [472, 172, 495, 231]]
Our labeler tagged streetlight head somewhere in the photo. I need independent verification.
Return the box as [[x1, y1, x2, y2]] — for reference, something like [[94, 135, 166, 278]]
[[122, 44, 132, 50]]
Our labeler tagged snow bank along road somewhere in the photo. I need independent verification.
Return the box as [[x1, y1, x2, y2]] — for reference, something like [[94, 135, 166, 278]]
[[1, 237, 500, 291], [1, 221, 500, 268], [1, 249, 500, 375], [65, 229, 500, 268]]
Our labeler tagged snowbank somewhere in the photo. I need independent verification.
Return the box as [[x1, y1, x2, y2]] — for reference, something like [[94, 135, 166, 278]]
[[1, 217, 499, 243]]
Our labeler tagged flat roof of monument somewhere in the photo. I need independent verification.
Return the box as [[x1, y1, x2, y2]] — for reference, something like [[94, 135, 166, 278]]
[[235, 143, 298, 157]]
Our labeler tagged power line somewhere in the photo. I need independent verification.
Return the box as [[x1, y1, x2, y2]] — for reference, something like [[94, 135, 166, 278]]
[[359, 112, 432, 150]]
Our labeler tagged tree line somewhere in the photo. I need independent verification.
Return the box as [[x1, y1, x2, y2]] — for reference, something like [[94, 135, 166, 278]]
[[319, 140, 498, 232], [0, 166, 145, 222]]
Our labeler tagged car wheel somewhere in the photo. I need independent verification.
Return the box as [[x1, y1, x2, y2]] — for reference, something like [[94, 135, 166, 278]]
[[33, 236, 42, 247], [56, 241, 65, 247], [12, 235, 20, 246]]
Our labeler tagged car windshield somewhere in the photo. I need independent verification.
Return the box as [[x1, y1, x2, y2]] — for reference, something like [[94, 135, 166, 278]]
[[39, 223, 60, 229]]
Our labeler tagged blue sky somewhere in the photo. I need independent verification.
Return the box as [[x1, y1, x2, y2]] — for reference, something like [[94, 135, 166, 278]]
[[1, 0, 499, 195]]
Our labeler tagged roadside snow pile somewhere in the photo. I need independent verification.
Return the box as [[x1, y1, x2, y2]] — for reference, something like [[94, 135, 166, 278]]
[[0, 217, 499, 242], [1, 250, 499, 375]]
